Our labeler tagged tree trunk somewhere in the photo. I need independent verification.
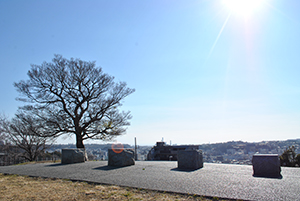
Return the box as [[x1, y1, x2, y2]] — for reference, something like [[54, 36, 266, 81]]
[[76, 133, 85, 149], [75, 133, 88, 161]]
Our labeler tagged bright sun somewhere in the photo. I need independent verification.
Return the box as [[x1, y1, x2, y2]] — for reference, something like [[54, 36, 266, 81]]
[[222, 0, 264, 17]]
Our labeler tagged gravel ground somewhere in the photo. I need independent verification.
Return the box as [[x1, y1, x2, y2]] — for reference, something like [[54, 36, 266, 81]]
[[0, 161, 299, 201]]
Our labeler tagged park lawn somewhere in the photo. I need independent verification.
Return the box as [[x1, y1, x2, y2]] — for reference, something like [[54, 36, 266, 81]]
[[0, 173, 234, 201]]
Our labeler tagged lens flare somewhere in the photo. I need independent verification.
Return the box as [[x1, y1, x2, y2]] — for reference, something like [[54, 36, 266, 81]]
[[111, 142, 124, 154], [222, 0, 264, 17]]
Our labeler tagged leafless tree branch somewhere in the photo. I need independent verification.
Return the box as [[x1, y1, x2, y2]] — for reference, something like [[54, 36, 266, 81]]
[[14, 55, 135, 148]]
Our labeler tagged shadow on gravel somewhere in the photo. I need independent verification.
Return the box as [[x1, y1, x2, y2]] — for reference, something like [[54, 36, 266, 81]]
[[170, 167, 202, 172], [45, 163, 69, 167], [253, 175, 283, 179], [93, 165, 127, 171]]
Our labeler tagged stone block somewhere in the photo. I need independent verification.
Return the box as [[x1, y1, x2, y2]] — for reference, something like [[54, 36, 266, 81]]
[[61, 148, 87, 164], [252, 154, 281, 178], [178, 150, 203, 170], [108, 148, 135, 167]]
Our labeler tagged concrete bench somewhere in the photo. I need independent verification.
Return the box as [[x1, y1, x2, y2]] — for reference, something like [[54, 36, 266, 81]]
[[177, 150, 203, 170], [108, 148, 135, 167], [61, 148, 88, 164], [252, 154, 281, 178]]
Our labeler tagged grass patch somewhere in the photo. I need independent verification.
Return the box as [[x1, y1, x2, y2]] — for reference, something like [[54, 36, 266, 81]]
[[0, 173, 236, 201]]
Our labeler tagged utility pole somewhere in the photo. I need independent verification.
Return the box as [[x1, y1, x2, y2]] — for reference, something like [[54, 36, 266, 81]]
[[134, 137, 137, 160]]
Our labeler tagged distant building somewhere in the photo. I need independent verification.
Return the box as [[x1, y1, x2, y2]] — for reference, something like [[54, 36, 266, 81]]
[[147, 141, 200, 161]]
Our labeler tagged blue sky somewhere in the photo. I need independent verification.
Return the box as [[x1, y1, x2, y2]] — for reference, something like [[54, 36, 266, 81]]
[[1, 0, 300, 145]]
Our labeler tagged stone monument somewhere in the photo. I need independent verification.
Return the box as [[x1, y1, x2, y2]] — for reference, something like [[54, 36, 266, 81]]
[[177, 149, 203, 170], [108, 148, 135, 167], [61, 148, 88, 164], [252, 154, 281, 178]]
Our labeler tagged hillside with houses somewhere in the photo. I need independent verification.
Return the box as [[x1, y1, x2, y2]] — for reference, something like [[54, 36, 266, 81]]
[[1, 139, 299, 166]]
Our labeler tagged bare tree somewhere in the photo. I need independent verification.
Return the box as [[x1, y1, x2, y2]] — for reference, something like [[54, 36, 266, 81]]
[[0, 114, 12, 165], [14, 55, 135, 148], [0, 113, 53, 162], [0, 121, 5, 145]]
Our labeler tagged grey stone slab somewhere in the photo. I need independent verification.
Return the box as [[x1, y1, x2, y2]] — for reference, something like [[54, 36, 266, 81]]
[[177, 150, 203, 170], [0, 161, 300, 201], [252, 154, 281, 178], [61, 148, 87, 164], [108, 148, 135, 167]]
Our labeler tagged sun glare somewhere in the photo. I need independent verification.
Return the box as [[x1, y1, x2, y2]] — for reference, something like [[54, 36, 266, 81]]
[[223, 0, 264, 17]]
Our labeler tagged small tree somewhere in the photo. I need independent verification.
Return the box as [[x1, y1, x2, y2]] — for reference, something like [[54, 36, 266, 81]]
[[296, 154, 300, 167], [0, 113, 54, 161], [280, 146, 297, 167], [14, 55, 135, 148]]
